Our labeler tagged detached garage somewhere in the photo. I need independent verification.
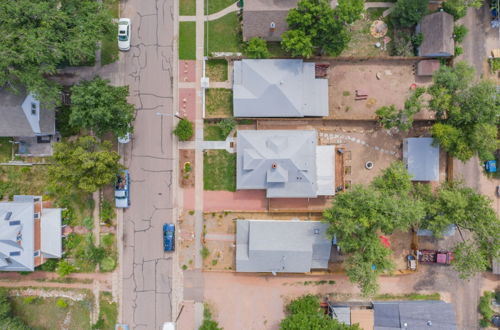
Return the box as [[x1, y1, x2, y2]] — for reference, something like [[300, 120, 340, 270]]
[[403, 138, 439, 182]]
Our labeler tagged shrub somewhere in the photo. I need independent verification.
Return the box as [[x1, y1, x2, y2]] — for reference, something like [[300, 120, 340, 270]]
[[56, 298, 68, 309], [173, 119, 194, 141], [453, 25, 468, 43], [391, 30, 414, 56], [56, 260, 76, 277], [37, 258, 58, 272], [100, 200, 115, 224], [455, 46, 463, 57], [491, 58, 500, 72], [217, 118, 236, 138], [411, 32, 424, 48], [479, 291, 494, 326], [22, 297, 37, 305], [200, 246, 210, 259], [101, 234, 115, 249], [245, 37, 270, 59], [100, 256, 117, 272], [83, 216, 94, 230]]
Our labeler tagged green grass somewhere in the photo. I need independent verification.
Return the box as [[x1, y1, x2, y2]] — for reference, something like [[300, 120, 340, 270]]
[[267, 42, 290, 58], [96, 292, 118, 329], [204, 123, 226, 141], [205, 12, 242, 55], [10, 296, 92, 330], [180, 0, 196, 15], [367, 7, 386, 20], [206, 89, 233, 118], [206, 0, 237, 15], [104, 0, 120, 18], [206, 59, 228, 81], [99, 233, 117, 272], [203, 150, 236, 191], [374, 293, 441, 301], [101, 25, 119, 65], [180, 22, 197, 60], [0, 137, 12, 163]]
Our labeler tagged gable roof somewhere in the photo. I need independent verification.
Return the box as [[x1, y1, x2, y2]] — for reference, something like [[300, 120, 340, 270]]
[[236, 219, 331, 273], [242, 0, 298, 41], [237, 130, 318, 198], [403, 138, 439, 182], [0, 88, 55, 137], [373, 301, 457, 330], [418, 12, 455, 57], [233, 59, 328, 117]]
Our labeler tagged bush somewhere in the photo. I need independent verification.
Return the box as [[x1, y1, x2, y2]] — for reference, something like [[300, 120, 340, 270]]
[[391, 30, 414, 56], [391, 0, 429, 28], [101, 234, 115, 249], [200, 246, 210, 259], [217, 118, 236, 138], [36, 258, 58, 272], [100, 200, 115, 224], [244, 37, 270, 59], [22, 297, 37, 305], [56, 260, 76, 277], [491, 58, 500, 72], [56, 298, 68, 309], [455, 46, 463, 57], [479, 291, 494, 326], [83, 216, 94, 230], [173, 119, 194, 141], [453, 25, 468, 43], [100, 256, 117, 272]]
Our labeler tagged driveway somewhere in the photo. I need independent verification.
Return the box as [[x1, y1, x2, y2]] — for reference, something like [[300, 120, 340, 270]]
[[116, 0, 176, 328]]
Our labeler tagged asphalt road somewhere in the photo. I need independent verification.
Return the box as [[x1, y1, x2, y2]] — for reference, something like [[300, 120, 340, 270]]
[[118, 0, 175, 328]]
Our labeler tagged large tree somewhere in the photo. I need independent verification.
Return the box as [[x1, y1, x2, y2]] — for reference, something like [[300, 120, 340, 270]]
[[391, 0, 429, 27], [281, 0, 363, 57], [428, 62, 500, 161], [69, 77, 135, 138], [49, 136, 121, 193], [0, 0, 114, 104], [280, 295, 361, 330]]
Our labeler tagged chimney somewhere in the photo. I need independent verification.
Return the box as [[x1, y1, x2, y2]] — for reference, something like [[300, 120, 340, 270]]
[[270, 21, 276, 32]]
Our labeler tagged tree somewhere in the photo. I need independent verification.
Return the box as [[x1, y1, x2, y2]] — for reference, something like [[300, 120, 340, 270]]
[[0, 0, 114, 104], [173, 119, 194, 141], [443, 0, 483, 19], [245, 37, 270, 59], [375, 88, 425, 131], [49, 136, 122, 193], [452, 242, 490, 279], [391, 0, 429, 28], [70, 77, 135, 138], [280, 295, 361, 330], [281, 0, 363, 57], [428, 63, 500, 161]]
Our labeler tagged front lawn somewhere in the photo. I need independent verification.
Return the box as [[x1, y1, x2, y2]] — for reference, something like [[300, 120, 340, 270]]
[[206, 59, 228, 81], [204, 150, 236, 191], [95, 292, 118, 329], [206, 0, 237, 15], [180, 0, 196, 16], [0, 137, 12, 163], [205, 12, 242, 55], [204, 122, 226, 141], [206, 88, 233, 118], [180, 22, 197, 60], [10, 295, 92, 329]]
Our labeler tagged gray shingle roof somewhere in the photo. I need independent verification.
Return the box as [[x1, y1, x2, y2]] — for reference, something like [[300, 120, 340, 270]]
[[403, 138, 439, 182], [233, 59, 328, 117], [418, 12, 455, 57], [236, 219, 332, 273], [242, 0, 298, 41], [237, 130, 318, 198], [373, 301, 457, 330], [0, 88, 55, 137]]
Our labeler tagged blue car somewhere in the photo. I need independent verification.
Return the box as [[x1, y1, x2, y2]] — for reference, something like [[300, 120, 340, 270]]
[[163, 224, 175, 252]]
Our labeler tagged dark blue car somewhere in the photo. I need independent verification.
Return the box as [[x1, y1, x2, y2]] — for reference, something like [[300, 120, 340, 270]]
[[163, 224, 175, 252]]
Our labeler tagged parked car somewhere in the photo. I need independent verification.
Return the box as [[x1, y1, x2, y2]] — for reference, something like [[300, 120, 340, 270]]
[[118, 18, 131, 51], [163, 224, 175, 252], [115, 170, 130, 208]]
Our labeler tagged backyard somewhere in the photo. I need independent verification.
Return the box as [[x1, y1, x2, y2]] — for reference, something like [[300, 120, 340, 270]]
[[0, 137, 12, 163], [180, 22, 196, 60], [203, 150, 236, 191], [205, 12, 241, 55], [205, 88, 233, 118]]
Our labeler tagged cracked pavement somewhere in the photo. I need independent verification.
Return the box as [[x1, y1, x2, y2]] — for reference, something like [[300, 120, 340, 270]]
[[119, 0, 175, 328]]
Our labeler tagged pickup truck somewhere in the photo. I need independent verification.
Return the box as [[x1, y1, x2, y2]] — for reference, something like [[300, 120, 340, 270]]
[[418, 250, 453, 265], [115, 170, 130, 208]]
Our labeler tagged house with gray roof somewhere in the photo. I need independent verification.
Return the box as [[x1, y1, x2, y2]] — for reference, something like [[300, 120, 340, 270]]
[[236, 219, 332, 273], [0, 196, 62, 271], [242, 0, 299, 41], [233, 59, 329, 117], [418, 12, 455, 57], [373, 301, 457, 330], [237, 130, 334, 198], [403, 138, 440, 182]]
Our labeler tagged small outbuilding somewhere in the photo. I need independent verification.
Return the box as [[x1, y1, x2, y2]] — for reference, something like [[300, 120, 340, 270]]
[[236, 219, 332, 273], [418, 11, 455, 57], [403, 138, 440, 182]]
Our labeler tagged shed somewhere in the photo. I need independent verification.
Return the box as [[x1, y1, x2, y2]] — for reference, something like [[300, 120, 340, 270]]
[[403, 138, 440, 182], [418, 12, 455, 57]]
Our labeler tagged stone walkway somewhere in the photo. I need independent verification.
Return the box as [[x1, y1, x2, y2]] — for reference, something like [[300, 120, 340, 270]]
[[319, 132, 400, 157]]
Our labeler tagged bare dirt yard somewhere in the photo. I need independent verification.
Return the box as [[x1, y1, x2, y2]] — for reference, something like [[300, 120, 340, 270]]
[[327, 59, 434, 120]]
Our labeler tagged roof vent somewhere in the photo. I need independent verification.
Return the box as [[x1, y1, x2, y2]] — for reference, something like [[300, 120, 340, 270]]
[[270, 21, 276, 30], [4, 212, 12, 221], [427, 321, 432, 326], [272, 163, 277, 169], [313, 228, 320, 235]]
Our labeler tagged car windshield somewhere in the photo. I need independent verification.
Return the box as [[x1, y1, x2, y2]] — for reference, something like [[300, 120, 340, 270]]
[[119, 34, 128, 41]]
